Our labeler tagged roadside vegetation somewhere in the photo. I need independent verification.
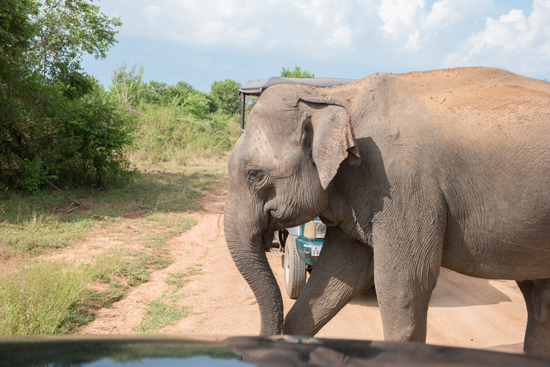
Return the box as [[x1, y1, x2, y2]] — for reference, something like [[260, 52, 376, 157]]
[[132, 264, 204, 334], [1, 0, 315, 335]]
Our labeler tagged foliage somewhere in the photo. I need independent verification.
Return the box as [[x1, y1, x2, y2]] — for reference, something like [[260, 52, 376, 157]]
[[30, 0, 121, 85], [0, 247, 175, 335], [0, 261, 93, 335], [125, 102, 237, 167], [133, 293, 188, 334], [0, 0, 37, 79], [107, 64, 237, 166], [1, 80, 135, 192], [0, 0, 128, 193], [109, 63, 217, 117], [280, 66, 315, 78], [108, 62, 146, 110], [210, 79, 241, 115]]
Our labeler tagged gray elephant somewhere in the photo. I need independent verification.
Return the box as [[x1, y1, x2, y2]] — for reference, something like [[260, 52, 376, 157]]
[[223, 67, 550, 354]]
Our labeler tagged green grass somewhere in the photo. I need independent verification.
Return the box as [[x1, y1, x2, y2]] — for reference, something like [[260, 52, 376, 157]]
[[166, 265, 204, 287], [0, 189, 202, 335], [0, 211, 94, 254], [0, 171, 206, 264], [0, 254, 127, 335], [184, 264, 204, 276], [132, 264, 206, 333], [0, 243, 181, 335], [63, 249, 177, 332], [166, 273, 191, 287], [126, 104, 239, 170], [65, 286, 126, 330], [133, 293, 188, 334], [0, 261, 94, 335], [99, 249, 173, 287], [145, 213, 196, 230], [88, 172, 205, 215], [0, 107, 230, 335]]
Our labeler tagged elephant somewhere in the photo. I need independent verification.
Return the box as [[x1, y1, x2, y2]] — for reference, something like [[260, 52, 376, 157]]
[[223, 67, 550, 354]]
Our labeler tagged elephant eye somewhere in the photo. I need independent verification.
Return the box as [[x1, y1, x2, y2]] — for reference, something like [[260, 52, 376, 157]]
[[246, 167, 268, 188]]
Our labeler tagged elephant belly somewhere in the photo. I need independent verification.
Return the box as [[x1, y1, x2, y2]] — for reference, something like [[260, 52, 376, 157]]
[[441, 222, 550, 281]]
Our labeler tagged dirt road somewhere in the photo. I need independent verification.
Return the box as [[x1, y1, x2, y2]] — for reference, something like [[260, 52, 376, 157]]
[[80, 190, 526, 353]]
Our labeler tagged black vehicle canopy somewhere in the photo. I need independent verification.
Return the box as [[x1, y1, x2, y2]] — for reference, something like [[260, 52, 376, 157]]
[[238, 77, 357, 133]]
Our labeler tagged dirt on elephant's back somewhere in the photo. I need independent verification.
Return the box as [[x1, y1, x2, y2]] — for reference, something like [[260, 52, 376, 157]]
[[79, 190, 526, 354], [397, 67, 550, 123]]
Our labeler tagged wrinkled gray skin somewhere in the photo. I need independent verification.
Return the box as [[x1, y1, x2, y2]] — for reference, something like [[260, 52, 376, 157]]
[[223, 67, 550, 354]]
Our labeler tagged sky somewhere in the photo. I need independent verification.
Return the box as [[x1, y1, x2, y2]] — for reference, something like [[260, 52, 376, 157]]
[[82, 0, 550, 92]]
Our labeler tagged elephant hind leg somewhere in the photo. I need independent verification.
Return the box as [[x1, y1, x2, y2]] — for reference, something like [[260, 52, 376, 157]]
[[533, 279, 550, 323], [517, 280, 550, 355]]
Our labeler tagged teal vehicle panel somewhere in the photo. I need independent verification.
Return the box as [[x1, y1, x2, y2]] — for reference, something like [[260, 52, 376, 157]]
[[295, 223, 324, 266]]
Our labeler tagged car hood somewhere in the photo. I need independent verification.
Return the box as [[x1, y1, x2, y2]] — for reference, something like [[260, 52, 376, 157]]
[[0, 335, 548, 367]]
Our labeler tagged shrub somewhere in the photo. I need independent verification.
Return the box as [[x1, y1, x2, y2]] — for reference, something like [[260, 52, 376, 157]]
[[0, 0, 127, 192], [0, 261, 93, 335], [0, 81, 135, 192]]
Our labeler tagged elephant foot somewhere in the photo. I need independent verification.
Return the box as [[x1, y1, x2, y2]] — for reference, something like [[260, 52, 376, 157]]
[[533, 279, 550, 323], [517, 280, 550, 356]]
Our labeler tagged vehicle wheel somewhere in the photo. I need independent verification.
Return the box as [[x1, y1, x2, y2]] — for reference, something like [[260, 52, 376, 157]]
[[284, 236, 307, 299]]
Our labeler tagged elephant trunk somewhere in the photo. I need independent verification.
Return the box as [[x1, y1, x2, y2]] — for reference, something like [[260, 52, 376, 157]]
[[224, 191, 283, 336]]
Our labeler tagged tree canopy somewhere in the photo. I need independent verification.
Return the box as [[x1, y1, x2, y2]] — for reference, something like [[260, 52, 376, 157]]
[[210, 79, 241, 116], [280, 66, 315, 78], [1, 0, 128, 192]]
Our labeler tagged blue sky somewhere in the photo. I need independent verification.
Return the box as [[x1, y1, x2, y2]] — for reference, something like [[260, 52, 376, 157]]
[[82, 0, 548, 92]]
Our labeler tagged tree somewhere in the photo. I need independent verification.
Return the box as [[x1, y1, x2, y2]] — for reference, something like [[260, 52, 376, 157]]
[[0, 0, 129, 192], [0, 0, 37, 80], [280, 66, 315, 78], [210, 79, 241, 115], [31, 0, 121, 88], [109, 62, 147, 110]]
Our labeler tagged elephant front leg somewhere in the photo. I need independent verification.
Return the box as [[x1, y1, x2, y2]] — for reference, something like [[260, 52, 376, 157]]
[[373, 218, 444, 342], [283, 227, 374, 336]]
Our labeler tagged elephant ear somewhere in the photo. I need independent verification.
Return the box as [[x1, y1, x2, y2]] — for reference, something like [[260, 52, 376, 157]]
[[299, 96, 361, 190]]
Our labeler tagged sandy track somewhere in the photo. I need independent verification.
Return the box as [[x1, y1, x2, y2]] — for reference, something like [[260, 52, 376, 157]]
[[80, 190, 526, 353]]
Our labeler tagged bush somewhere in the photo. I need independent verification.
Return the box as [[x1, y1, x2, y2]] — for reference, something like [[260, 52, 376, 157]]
[[126, 104, 235, 165], [0, 81, 135, 192], [0, 261, 93, 335], [0, 0, 127, 193]]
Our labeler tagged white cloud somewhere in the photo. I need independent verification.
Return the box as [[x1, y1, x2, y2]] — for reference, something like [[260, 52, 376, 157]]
[[376, 0, 492, 52], [378, 0, 424, 36], [326, 26, 353, 47], [93, 0, 550, 85], [405, 30, 420, 51], [115, 0, 367, 56], [444, 0, 550, 74], [143, 6, 161, 29], [82, 0, 550, 93]]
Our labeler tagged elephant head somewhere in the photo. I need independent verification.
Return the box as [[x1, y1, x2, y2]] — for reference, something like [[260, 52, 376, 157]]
[[224, 86, 361, 335]]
